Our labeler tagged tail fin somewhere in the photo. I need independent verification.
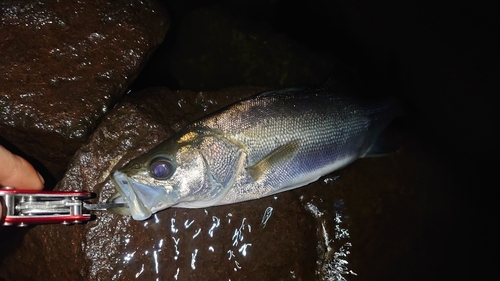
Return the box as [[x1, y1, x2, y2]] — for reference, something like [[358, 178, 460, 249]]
[[362, 99, 404, 157], [362, 119, 404, 157]]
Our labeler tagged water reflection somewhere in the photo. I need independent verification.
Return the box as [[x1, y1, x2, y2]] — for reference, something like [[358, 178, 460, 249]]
[[194, 92, 218, 111], [93, 190, 355, 281], [302, 196, 357, 280], [261, 206, 273, 228]]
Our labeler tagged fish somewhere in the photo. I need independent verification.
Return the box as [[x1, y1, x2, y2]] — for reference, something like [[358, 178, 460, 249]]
[[109, 81, 400, 220]]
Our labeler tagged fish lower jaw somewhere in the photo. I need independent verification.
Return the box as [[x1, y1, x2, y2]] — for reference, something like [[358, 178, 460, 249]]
[[173, 199, 223, 209], [111, 171, 154, 220]]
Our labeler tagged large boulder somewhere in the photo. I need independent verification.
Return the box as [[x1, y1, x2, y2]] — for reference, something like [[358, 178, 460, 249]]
[[0, 0, 168, 180], [0, 86, 446, 280]]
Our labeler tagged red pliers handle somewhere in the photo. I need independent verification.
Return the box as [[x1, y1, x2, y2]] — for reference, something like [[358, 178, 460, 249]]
[[0, 188, 92, 226]]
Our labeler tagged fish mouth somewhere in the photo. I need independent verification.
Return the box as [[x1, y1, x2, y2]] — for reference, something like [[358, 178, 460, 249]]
[[110, 170, 174, 220]]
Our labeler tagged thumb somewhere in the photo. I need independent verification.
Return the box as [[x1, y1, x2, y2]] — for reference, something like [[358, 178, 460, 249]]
[[0, 145, 44, 190]]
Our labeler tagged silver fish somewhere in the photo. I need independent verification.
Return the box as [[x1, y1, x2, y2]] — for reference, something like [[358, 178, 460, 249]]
[[110, 83, 399, 220]]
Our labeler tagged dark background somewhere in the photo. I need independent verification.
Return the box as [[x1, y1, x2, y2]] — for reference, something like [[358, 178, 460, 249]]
[[132, 0, 497, 279], [1, 0, 496, 280]]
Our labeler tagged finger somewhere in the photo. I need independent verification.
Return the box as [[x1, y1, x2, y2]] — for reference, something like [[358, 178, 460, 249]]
[[0, 145, 44, 190]]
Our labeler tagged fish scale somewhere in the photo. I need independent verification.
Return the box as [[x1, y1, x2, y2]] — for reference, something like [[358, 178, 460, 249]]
[[204, 93, 373, 204], [110, 83, 399, 220]]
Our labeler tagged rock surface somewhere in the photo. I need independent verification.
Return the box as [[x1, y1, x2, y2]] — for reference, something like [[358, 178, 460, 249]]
[[0, 0, 168, 179], [0, 0, 488, 280], [0, 86, 450, 280]]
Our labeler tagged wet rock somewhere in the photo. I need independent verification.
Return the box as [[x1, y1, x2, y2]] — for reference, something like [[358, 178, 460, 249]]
[[0, 85, 452, 280], [133, 6, 335, 91], [0, 86, 318, 281], [0, 0, 168, 179]]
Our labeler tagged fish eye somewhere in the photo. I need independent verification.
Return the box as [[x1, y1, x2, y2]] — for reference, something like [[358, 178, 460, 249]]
[[149, 157, 175, 180]]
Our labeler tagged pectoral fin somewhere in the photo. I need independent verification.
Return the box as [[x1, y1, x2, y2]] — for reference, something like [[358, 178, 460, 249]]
[[247, 141, 299, 181]]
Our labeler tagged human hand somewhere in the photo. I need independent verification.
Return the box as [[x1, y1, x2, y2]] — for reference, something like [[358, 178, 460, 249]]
[[0, 145, 45, 219]]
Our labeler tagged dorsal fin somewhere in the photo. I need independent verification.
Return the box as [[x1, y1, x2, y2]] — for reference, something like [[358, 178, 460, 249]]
[[319, 77, 342, 91], [258, 86, 311, 97], [258, 77, 344, 98]]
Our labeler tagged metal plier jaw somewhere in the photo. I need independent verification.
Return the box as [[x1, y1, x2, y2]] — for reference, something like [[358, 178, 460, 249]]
[[0, 188, 92, 226]]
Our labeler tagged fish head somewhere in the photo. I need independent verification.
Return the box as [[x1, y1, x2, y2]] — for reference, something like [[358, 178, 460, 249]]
[[109, 128, 235, 220]]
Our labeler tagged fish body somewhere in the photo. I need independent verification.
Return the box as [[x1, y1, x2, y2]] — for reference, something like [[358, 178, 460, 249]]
[[111, 84, 399, 220]]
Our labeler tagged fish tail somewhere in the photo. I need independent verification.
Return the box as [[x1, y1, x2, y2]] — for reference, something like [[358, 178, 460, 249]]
[[361, 98, 404, 157]]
